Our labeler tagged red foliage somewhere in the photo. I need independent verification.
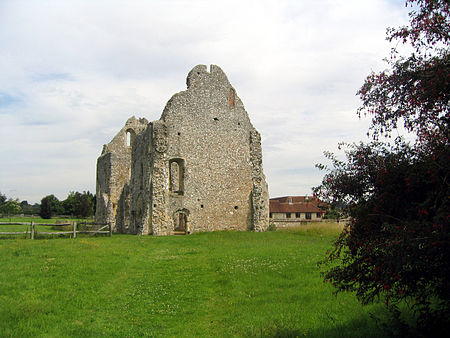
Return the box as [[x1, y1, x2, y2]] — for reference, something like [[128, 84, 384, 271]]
[[315, 0, 449, 332]]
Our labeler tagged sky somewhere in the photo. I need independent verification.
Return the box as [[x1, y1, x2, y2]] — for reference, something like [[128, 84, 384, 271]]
[[0, 0, 411, 204]]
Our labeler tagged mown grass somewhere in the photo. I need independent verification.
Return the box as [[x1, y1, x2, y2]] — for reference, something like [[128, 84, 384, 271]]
[[0, 223, 391, 337]]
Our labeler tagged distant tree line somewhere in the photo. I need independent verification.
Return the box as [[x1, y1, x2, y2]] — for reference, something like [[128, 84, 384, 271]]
[[0, 192, 23, 219], [0, 191, 96, 219]]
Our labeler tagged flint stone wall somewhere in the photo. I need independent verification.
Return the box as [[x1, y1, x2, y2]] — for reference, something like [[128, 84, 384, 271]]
[[95, 116, 148, 231], [95, 65, 269, 235]]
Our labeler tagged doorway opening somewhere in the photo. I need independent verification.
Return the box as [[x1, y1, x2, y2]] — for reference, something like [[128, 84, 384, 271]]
[[173, 211, 188, 235]]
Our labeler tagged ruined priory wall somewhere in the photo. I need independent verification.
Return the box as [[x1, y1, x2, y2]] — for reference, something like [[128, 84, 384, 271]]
[[96, 152, 131, 230], [250, 130, 269, 231], [128, 125, 154, 235], [95, 152, 112, 226], [95, 117, 148, 230], [99, 65, 269, 235], [158, 64, 266, 233], [148, 121, 171, 235], [115, 181, 131, 233]]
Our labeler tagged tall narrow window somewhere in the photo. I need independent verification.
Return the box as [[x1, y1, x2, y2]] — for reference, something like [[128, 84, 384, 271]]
[[169, 158, 185, 194], [126, 131, 131, 147], [170, 161, 179, 191], [126, 129, 136, 147]]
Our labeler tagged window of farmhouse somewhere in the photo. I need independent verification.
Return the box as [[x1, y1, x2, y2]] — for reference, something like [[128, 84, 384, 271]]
[[269, 212, 272, 218], [306, 212, 311, 219], [295, 212, 300, 218], [316, 212, 321, 218], [286, 213, 291, 218]]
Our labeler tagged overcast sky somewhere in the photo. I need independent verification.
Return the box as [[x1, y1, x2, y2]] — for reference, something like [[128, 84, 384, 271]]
[[0, 0, 410, 204]]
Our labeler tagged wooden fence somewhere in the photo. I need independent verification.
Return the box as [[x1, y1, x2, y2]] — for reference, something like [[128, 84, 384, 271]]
[[0, 221, 112, 239]]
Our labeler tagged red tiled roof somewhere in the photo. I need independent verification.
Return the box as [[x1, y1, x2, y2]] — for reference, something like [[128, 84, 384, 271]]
[[269, 199, 324, 213], [271, 196, 309, 203], [270, 196, 328, 211], [270, 195, 323, 204]]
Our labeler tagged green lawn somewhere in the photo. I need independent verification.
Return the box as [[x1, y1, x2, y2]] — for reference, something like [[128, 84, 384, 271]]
[[0, 225, 390, 337]]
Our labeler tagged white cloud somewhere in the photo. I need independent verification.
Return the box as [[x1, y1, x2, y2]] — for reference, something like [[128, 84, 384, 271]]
[[0, 0, 410, 202]]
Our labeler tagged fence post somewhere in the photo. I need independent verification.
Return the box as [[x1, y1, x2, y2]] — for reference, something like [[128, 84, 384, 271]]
[[73, 222, 77, 238], [31, 221, 35, 240], [109, 223, 112, 237]]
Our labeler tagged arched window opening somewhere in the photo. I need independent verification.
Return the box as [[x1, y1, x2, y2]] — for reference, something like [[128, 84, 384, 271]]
[[169, 158, 185, 195], [126, 129, 136, 147]]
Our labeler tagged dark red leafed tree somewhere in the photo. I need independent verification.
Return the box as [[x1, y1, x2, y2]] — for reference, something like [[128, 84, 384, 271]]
[[314, 0, 449, 332]]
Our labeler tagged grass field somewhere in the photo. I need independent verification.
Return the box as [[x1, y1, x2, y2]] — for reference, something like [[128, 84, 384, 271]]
[[0, 217, 96, 236], [0, 216, 92, 223], [0, 222, 392, 337]]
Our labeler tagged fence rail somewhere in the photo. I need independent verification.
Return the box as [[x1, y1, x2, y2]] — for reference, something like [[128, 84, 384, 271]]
[[0, 221, 112, 239]]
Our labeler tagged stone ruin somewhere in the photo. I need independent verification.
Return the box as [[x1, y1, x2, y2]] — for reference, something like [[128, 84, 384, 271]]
[[95, 65, 269, 235]]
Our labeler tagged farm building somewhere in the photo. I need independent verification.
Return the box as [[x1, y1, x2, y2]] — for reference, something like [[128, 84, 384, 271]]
[[95, 65, 269, 235], [269, 196, 326, 226]]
